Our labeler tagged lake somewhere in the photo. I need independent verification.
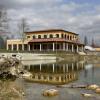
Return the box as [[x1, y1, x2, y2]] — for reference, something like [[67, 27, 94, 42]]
[[19, 60, 100, 100]]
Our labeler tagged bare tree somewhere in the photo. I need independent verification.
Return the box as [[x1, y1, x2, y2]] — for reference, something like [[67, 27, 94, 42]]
[[84, 36, 88, 46], [0, 7, 9, 35], [0, 6, 10, 49], [18, 18, 29, 51]]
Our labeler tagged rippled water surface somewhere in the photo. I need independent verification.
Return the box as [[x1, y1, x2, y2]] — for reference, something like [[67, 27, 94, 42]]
[[20, 61, 100, 100]]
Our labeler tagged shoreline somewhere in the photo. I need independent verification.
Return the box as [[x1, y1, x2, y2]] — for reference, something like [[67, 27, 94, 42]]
[[0, 52, 100, 63]]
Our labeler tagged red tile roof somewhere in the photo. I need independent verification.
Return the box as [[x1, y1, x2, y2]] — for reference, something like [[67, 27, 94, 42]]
[[25, 29, 78, 35], [28, 38, 83, 45]]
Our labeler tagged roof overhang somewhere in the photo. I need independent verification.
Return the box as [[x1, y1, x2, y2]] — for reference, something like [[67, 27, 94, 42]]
[[28, 38, 84, 45]]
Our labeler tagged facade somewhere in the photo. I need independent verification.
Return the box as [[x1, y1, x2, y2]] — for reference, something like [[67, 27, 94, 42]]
[[7, 29, 84, 52]]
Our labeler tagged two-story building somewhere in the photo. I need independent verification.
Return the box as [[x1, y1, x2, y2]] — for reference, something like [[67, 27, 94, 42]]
[[7, 29, 84, 52]]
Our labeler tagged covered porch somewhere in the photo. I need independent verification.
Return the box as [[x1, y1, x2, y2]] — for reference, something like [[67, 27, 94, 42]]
[[28, 41, 84, 53]]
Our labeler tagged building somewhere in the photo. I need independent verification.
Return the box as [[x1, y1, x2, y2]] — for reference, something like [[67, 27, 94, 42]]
[[7, 29, 84, 52], [93, 46, 100, 52], [95, 47, 100, 52]]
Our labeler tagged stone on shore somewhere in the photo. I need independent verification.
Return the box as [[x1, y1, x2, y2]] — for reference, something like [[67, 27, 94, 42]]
[[95, 88, 100, 94], [87, 84, 99, 90], [42, 89, 58, 96], [22, 72, 32, 78], [81, 93, 94, 97]]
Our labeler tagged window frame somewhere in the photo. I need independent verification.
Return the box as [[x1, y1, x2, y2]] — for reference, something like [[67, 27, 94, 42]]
[[49, 34, 53, 38], [33, 35, 36, 39]]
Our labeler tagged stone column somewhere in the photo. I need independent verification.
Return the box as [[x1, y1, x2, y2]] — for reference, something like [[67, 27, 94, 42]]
[[53, 42, 55, 51], [40, 43, 42, 51], [77, 45, 79, 52], [12, 44, 13, 51], [76, 62, 79, 70], [22, 44, 24, 51], [72, 63, 74, 71], [82, 45, 84, 52], [63, 43, 65, 51], [66, 64, 68, 72], [7, 44, 8, 50], [40, 64, 41, 71], [63, 64, 65, 73], [28, 44, 30, 51], [17, 44, 19, 51], [53, 64, 55, 73], [66, 43, 68, 51], [72, 44, 74, 52]]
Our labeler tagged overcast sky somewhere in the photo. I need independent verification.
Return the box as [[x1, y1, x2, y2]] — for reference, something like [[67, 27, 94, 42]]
[[0, 0, 100, 45]]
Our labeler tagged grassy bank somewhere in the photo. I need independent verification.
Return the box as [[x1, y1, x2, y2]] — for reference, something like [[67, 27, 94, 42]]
[[56, 53, 100, 63]]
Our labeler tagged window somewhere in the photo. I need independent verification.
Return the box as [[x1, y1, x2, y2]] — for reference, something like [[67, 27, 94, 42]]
[[8, 45, 12, 50], [24, 44, 28, 50], [33, 35, 35, 39], [27, 36, 30, 38], [67, 35, 69, 40], [13, 44, 17, 50], [49, 34, 53, 38], [19, 44, 22, 50], [61, 34, 64, 38], [73, 36, 74, 40], [65, 34, 67, 39], [38, 35, 41, 39], [44, 35, 47, 38], [56, 34, 59, 38], [70, 36, 72, 40]]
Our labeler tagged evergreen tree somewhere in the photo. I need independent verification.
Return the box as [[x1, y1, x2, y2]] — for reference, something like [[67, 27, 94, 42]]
[[0, 36, 5, 49], [0, 6, 10, 50], [84, 36, 88, 45], [0, 7, 9, 34]]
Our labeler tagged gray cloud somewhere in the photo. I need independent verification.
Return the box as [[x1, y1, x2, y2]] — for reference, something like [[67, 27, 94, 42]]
[[0, 0, 100, 45]]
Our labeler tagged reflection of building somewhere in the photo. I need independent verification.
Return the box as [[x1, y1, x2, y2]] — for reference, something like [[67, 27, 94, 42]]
[[24, 62, 84, 85], [7, 29, 84, 52]]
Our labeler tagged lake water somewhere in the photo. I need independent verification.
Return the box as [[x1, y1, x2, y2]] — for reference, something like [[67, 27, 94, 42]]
[[18, 60, 100, 100]]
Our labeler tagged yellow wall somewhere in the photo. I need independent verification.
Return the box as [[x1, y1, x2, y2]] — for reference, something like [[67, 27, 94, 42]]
[[95, 48, 100, 51], [7, 39, 28, 45], [26, 31, 79, 41]]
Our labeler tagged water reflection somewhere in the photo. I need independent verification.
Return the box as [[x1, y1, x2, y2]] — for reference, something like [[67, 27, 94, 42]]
[[23, 61, 85, 85]]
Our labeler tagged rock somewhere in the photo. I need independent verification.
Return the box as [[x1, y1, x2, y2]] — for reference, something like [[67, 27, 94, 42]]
[[0, 57, 6, 63], [22, 91, 25, 96], [0, 81, 24, 100], [87, 84, 99, 90], [42, 89, 58, 96], [81, 93, 94, 97], [9, 67, 16, 74], [95, 88, 100, 94], [22, 72, 32, 78], [0, 72, 17, 81]]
